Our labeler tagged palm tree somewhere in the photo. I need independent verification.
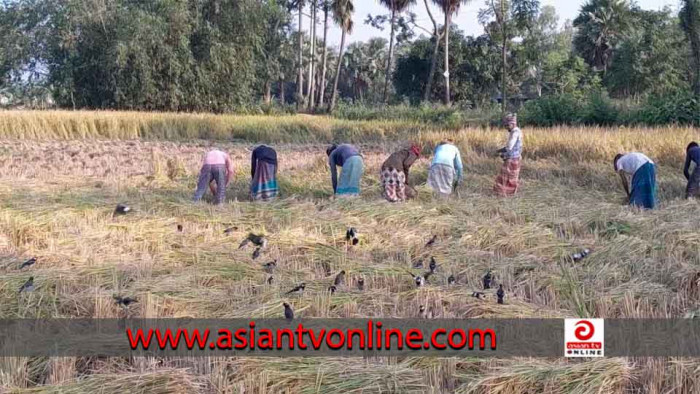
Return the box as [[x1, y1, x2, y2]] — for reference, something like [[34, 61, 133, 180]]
[[432, 0, 472, 106], [379, 0, 415, 103], [329, 0, 354, 112], [318, 0, 331, 107], [573, 0, 631, 74], [681, 0, 700, 96]]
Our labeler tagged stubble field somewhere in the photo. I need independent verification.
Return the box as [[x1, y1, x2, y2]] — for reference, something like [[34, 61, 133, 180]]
[[1, 111, 700, 393]]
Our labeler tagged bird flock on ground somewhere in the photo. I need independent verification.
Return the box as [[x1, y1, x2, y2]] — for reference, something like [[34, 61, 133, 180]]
[[13, 203, 594, 320]]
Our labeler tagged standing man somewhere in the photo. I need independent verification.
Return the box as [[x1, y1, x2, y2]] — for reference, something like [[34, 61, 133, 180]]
[[493, 113, 523, 197], [684, 142, 700, 199], [193, 149, 234, 205], [327, 144, 364, 197], [614, 152, 657, 209], [250, 144, 279, 201]]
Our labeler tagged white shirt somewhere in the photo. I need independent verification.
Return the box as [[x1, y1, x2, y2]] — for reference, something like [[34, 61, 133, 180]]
[[616, 152, 654, 175]]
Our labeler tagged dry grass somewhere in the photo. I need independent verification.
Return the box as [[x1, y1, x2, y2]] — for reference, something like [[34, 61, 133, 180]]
[[1, 111, 700, 392]]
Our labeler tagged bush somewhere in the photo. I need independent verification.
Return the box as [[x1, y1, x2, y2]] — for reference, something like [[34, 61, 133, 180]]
[[580, 92, 620, 126], [519, 94, 582, 126], [636, 92, 700, 126]]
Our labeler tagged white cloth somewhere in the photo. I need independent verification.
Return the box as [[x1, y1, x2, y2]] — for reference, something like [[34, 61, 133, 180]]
[[616, 152, 653, 175]]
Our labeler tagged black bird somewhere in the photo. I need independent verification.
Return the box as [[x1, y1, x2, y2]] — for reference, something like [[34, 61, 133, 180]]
[[425, 235, 438, 247], [19, 257, 36, 270], [357, 278, 365, 291], [113, 295, 138, 307], [483, 270, 493, 290], [497, 284, 505, 304], [419, 305, 434, 319], [223, 226, 237, 235], [263, 260, 277, 274], [447, 275, 456, 285], [114, 203, 131, 216], [405, 270, 424, 287], [177, 224, 183, 232], [412, 260, 424, 269], [346, 227, 359, 245], [572, 248, 592, 262], [471, 291, 486, 300], [415, 275, 425, 287], [328, 285, 337, 294], [283, 302, 294, 320], [239, 233, 267, 249], [252, 247, 262, 260], [429, 257, 437, 273], [286, 283, 306, 295], [267, 276, 274, 285], [18, 277, 34, 293], [334, 270, 346, 286]]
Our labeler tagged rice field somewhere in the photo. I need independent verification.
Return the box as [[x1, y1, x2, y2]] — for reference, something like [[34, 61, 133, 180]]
[[1, 111, 700, 393]]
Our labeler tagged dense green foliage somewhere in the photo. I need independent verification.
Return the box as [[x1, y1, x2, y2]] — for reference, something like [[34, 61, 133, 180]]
[[1, 0, 699, 125]]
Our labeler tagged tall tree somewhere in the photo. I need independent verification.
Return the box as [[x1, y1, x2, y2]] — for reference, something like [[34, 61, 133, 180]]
[[432, 0, 471, 106], [307, 0, 317, 108], [329, 0, 354, 111], [573, 0, 632, 74], [421, 0, 445, 103], [379, 0, 415, 103], [318, 0, 330, 107], [681, 0, 700, 96], [296, 0, 306, 108]]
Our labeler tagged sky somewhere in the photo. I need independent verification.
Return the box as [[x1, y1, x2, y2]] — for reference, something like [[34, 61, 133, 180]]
[[311, 0, 678, 48]]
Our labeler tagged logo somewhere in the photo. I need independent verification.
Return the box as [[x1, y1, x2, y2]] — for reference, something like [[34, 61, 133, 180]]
[[564, 319, 604, 357]]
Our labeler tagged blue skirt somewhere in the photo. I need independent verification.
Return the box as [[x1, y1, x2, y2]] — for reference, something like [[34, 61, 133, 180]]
[[336, 156, 364, 196], [630, 162, 656, 209]]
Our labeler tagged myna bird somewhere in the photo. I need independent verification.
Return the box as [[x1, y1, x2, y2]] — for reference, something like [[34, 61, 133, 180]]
[[285, 283, 305, 295], [252, 247, 262, 260], [18, 277, 34, 293], [425, 235, 438, 247], [346, 227, 359, 245], [223, 226, 237, 235], [471, 291, 486, 300], [415, 275, 425, 287], [283, 302, 294, 320], [267, 276, 274, 285], [447, 274, 456, 285], [429, 257, 437, 273], [572, 248, 591, 262], [405, 270, 424, 287], [239, 233, 267, 249], [328, 285, 337, 294], [114, 203, 131, 216], [113, 295, 138, 307], [177, 224, 183, 232], [419, 305, 434, 319], [357, 277, 365, 291], [19, 257, 36, 270], [497, 284, 505, 304], [263, 260, 277, 274], [334, 270, 345, 286], [483, 270, 493, 290]]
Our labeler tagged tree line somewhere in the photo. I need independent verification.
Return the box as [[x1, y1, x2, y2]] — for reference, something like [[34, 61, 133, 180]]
[[1, 0, 700, 117]]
